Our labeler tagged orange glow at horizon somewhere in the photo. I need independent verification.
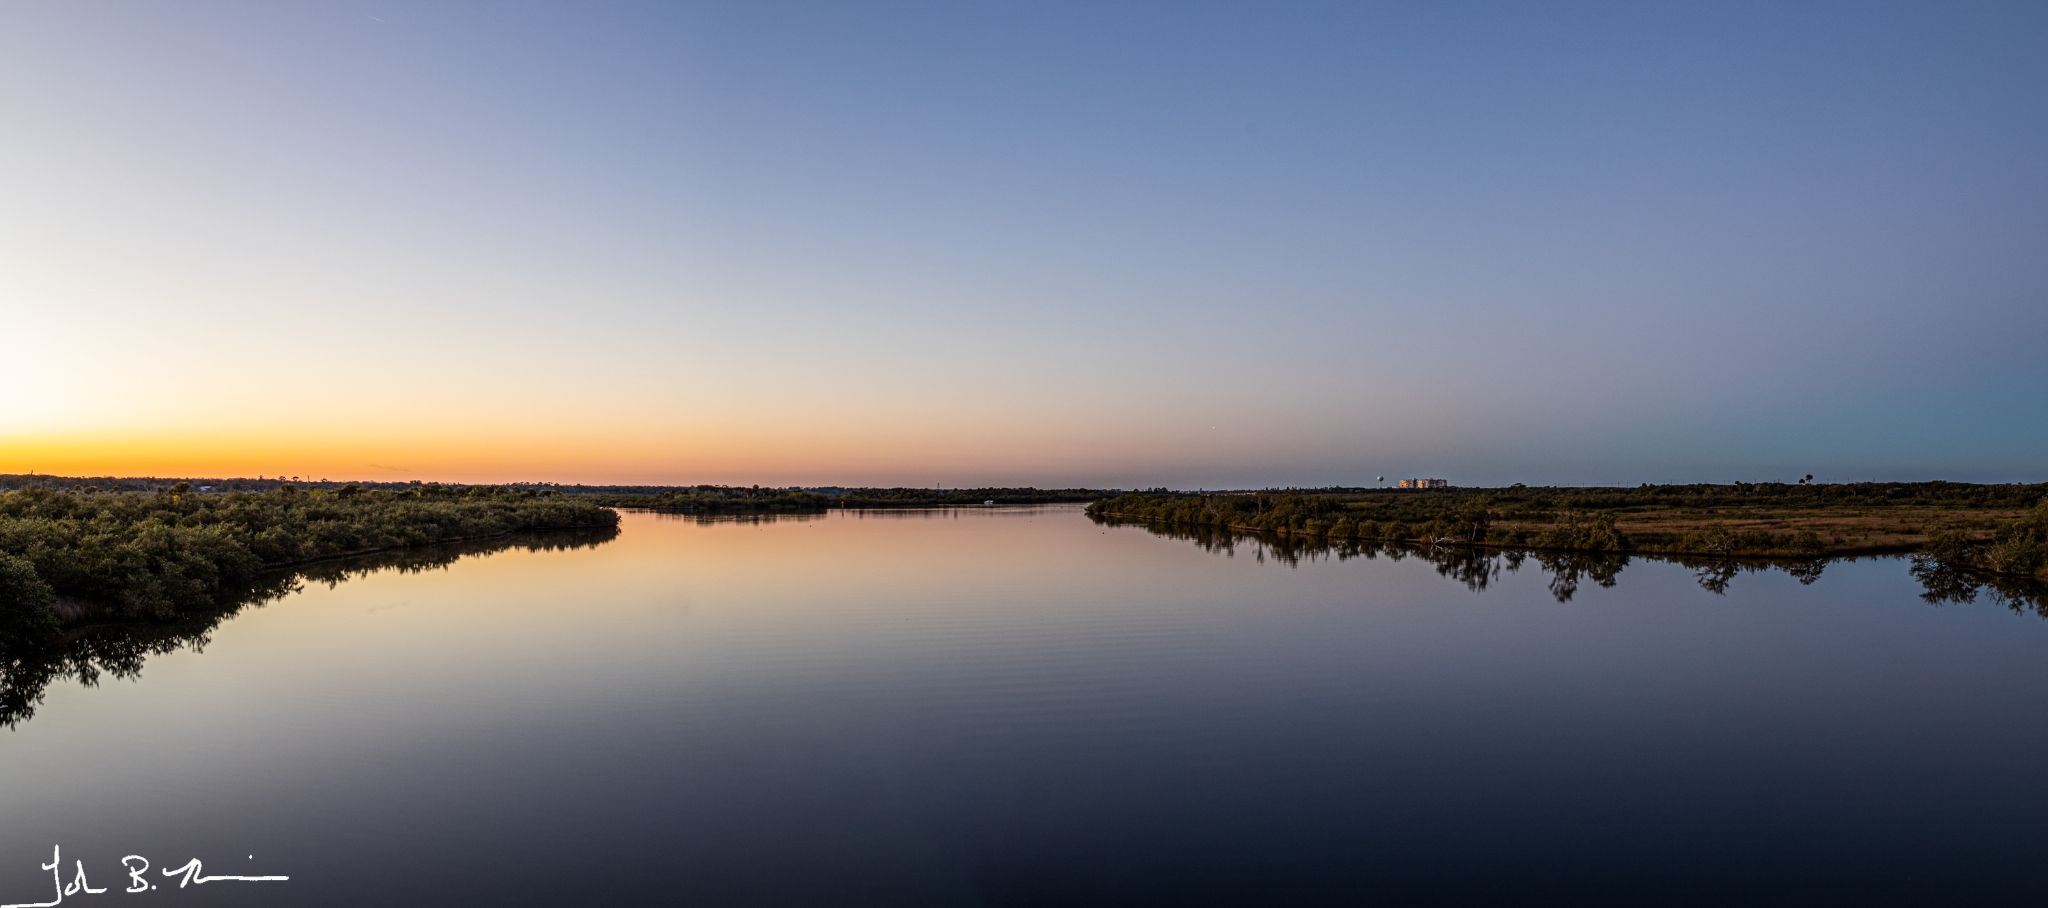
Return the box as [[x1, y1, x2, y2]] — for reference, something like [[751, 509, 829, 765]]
[[0, 422, 1220, 487]]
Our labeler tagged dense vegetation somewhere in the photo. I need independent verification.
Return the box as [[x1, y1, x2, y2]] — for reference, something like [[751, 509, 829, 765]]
[[1087, 482, 2048, 564], [586, 485, 1113, 512], [1918, 498, 2048, 581], [0, 484, 619, 639]]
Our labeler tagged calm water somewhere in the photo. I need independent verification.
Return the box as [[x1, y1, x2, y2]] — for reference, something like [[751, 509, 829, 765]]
[[4, 506, 2047, 905]]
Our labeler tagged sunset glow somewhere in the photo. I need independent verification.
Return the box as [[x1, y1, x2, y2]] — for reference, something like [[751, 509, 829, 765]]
[[4, 2, 2044, 487]]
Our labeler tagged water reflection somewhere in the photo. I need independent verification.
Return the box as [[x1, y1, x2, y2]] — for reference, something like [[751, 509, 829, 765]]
[[5, 507, 2047, 903], [631, 504, 1090, 530], [1911, 557, 2048, 617], [0, 527, 617, 730], [1530, 551, 1626, 601], [1094, 514, 2047, 614], [640, 509, 827, 526]]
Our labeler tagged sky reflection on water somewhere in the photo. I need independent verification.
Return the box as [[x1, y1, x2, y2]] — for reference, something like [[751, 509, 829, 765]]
[[2, 506, 2045, 905]]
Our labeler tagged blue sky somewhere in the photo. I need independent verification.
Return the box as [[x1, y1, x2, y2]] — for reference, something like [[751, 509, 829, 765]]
[[3, 1, 2044, 487]]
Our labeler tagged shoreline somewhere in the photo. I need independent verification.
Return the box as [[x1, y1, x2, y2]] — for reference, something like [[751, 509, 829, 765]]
[[1088, 510, 1921, 561], [51, 520, 621, 630], [1086, 485, 2048, 583]]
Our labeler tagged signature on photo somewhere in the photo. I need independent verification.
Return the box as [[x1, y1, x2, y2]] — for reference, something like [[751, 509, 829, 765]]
[[2, 846, 287, 906]]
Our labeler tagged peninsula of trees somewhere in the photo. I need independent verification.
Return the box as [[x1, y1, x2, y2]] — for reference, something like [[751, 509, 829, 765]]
[[0, 483, 618, 640]]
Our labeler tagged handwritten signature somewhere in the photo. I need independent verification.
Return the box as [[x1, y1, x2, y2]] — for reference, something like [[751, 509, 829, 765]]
[[2, 846, 286, 907]]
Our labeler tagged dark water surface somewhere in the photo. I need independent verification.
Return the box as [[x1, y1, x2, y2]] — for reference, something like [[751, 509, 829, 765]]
[[3, 506, 2046, 905]]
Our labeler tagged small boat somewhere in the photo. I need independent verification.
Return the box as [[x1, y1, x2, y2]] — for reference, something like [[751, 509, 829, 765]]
[[983, 500, 996, 506]]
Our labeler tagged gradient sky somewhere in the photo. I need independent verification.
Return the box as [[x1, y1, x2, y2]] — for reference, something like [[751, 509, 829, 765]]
[[3, 1, 2044, 488]]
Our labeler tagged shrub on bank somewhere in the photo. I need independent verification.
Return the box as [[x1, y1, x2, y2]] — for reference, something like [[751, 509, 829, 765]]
[[1925, 500, 2048, 580]]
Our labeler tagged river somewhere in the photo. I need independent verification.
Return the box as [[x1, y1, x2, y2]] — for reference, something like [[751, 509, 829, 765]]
[[2, 506, 2044, 904]]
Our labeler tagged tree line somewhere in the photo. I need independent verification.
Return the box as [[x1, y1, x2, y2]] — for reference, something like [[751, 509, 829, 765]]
[[586, 486, 1115, 512], [0, 484, 619, 641], [1086, 482, 2048, 568]]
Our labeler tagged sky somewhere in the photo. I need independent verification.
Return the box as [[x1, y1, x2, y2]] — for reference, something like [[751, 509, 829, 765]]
[[3, 0, 2044, 488]]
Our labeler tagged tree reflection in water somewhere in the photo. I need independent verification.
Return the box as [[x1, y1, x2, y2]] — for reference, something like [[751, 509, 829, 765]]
[[1093, 514, 2046, 616], [1532, 552, 1626, 602], [0, 527, 618, 731], [1911, 556, 2048, 617]]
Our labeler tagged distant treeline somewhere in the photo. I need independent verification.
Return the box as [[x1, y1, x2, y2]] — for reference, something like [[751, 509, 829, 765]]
[[1, 473, 447, 494], [584, 486, 1115, 512], [0, 476, 1118, 514], [1087, 482, 2048, 578], [0, 484, 619, 640]]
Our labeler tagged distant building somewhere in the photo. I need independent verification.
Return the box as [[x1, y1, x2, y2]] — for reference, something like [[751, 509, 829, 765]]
[[1397, 478, 1449, 489]]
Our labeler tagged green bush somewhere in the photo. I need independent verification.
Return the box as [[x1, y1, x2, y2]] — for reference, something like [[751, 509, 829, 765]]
[[0, 554, 58, 645]]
